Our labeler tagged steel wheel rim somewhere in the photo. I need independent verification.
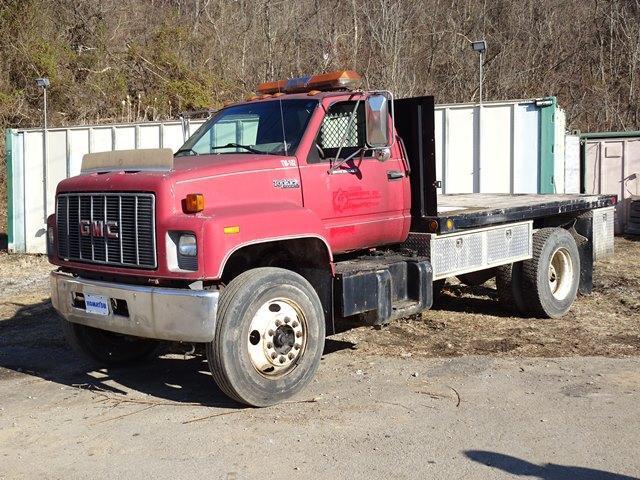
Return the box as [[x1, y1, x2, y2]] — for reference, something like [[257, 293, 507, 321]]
[[247, 298, 307, 377], [548, 247, 573, 300]]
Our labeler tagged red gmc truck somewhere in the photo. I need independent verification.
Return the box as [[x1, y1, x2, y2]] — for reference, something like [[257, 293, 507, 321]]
[[47, 71, 616, 406]]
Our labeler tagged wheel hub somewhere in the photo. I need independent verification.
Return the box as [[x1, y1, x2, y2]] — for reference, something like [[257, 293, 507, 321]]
[[548, 247, 573, 300], [273, 325, 295, 354], [247, 299, 306, 376]]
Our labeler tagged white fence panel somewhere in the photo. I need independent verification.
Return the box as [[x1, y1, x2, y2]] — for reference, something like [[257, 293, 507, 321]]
[[438, 106, 477, 193], [513, 103, 540, 193], [434, 99, 558, 195], [481, 104, 512, 193], [7, 119, 205, 253], [564, 135, 581, 194]]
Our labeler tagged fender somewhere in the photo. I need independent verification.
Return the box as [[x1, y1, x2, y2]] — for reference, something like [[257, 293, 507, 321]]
[[199, 202, 333, 279]]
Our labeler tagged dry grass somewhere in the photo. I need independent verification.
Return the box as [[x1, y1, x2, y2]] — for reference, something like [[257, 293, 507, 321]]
[[0, 252, 52, 302]]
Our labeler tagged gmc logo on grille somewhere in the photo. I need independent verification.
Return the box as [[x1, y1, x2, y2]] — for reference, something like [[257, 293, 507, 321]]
[[79, 220, 119, 239]]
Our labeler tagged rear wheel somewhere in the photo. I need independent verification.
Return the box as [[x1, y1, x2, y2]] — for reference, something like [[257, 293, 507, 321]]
[[61, 320, 159, 366], [207, 267, 325, 407], [521, 228, 580, 318], [495, 262, 527, 314]]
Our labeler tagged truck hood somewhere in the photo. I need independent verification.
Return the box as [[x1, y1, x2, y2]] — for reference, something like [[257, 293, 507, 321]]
[[170, 153, 292, 183], [55, 153, 302, 215], [57, 153, 293, 190]]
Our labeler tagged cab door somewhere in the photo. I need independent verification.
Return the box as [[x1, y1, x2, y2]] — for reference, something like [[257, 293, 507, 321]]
[[298, 99, 410, 252]]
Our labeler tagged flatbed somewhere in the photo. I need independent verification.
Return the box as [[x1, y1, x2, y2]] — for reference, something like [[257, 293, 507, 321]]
[[429, 193, 616, 233]]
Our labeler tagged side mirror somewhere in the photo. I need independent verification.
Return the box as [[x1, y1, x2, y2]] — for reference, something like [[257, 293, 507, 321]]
[[365, 94, 390, 148]]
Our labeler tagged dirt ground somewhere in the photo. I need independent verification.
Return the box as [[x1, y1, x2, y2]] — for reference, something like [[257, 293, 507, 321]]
[[0, 238, 639, 479]]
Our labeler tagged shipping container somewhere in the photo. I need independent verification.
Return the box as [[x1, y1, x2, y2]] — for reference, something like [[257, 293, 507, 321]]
[[433, 97, 567, 195], [582, 131, 640, 233]]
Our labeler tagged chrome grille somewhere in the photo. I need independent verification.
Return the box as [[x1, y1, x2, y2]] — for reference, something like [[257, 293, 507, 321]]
[[56, 193, 156, 269]]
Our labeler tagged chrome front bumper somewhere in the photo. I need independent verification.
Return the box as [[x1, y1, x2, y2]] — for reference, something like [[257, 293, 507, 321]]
[[50, 271, 219, 342]]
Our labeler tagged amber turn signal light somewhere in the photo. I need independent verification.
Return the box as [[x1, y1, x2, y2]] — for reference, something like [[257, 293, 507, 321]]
[[185, 193, 204, 213]]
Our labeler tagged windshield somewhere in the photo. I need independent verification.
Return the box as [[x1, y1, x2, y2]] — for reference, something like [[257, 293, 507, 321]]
[[176, 99, 318, 157]]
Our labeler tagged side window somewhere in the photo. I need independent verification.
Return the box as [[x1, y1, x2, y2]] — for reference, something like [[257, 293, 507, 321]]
[[309, 101, 371, 163]]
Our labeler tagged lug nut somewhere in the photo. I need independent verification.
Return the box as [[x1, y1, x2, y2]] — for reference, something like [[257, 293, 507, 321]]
[[268, 329, 274, 336], [271, 352, 277, 359], [275, 320, 282, 327], [292, 321, 299, 328], [294, 343, 300, 350], [296, 331, 302, 338], [284, 317, 290, 324], [266, 342, 273, 349], [288, 352, 294, 360], [279, 356, 286, 364]]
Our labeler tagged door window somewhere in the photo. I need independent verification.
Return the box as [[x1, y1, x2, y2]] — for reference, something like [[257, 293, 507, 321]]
[[310, 101, 372, 163]]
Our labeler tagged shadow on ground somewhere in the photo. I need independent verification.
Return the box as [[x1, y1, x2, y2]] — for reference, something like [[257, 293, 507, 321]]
[[0, 298, 355, 407], [432, 283, 522, 318], [464, 450, 639, 480]]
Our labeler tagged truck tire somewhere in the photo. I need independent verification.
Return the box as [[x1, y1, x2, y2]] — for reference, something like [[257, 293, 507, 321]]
[[207, 267, 325, 407], [432, 279, 446, 302], [495, 262, 527, 314], [521, 228, 581, 318], [61, 320, 159, 366]]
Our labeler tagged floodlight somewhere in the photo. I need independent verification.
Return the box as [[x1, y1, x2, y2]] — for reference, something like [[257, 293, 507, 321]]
[[471, 40, 487, 53]]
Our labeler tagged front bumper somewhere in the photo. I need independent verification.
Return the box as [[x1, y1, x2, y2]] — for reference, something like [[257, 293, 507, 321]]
[[50, 271, 219, 342]]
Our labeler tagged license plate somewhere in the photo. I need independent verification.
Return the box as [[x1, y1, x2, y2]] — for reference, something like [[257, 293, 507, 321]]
[[85, 294, 109, 316]]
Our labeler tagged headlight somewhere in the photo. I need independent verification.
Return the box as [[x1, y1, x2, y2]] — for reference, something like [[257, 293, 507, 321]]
[[47, 225, 55, 257], [178, 234, 197, 256]]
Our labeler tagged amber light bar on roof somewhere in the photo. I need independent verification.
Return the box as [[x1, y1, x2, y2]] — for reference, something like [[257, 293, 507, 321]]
[[257, 70, 362, 95]]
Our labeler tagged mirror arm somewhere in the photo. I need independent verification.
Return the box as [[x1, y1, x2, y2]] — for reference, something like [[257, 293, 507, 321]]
[[397, 135, 411, 174], [328, 146, 364, 173]]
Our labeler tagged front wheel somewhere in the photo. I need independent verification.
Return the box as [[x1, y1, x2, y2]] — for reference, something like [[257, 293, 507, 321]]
[[207, 267, 325, 407], [61, 320, 159, 366]]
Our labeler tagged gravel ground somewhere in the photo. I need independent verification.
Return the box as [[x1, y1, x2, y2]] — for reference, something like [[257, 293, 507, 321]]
[[0, 238, 639, 479]]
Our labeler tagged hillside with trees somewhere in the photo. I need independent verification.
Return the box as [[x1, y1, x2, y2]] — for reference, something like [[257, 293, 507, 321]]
[[1, 0, 639, 234]]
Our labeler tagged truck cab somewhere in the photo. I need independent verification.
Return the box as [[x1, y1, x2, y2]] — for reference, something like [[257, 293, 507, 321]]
[[48, 70, 615, 406]]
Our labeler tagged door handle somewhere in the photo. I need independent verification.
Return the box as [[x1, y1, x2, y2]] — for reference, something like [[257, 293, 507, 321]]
[[387, 170, 404, 180]]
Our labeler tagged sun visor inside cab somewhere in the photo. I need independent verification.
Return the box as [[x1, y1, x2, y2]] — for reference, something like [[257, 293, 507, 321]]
[[81, 148, 174, 173]]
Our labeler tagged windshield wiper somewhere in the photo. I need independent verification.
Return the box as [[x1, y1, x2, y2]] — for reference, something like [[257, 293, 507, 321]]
[[211, 143, 264, 154], [175, 148, 198, 157]]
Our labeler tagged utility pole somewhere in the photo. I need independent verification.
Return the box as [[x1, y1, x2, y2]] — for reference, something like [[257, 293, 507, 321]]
[[471, 41, 487, 193], [36, 77, 50, 224]]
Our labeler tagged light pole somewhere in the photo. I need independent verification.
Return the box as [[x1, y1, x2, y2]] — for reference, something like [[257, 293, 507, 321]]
[[36, 77, 50, 224], [471, 40, 486, 193], [471, 40, 487, 106]]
